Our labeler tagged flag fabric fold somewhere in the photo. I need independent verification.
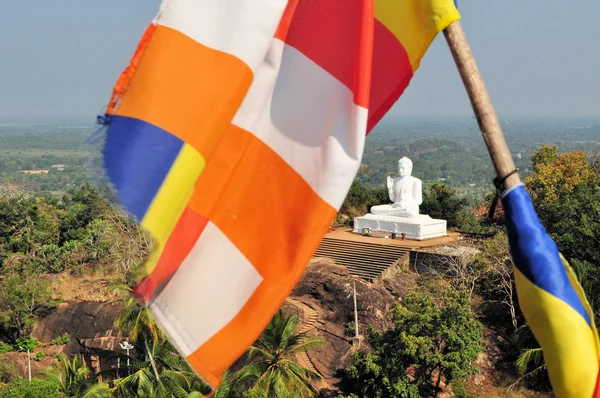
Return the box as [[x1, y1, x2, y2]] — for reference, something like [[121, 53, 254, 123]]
[[502, 184, 600, 398], [101, 0, 460, 389]]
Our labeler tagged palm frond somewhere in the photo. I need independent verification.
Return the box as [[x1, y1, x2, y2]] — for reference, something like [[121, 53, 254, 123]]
[[80, 382, 112, 398], [286, 337, 325, 355], [516, 347, 544, 374]]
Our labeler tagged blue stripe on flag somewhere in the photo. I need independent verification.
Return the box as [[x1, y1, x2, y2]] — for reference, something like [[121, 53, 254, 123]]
[[103, 115, 184, 221], [502, 185, 591, 326]]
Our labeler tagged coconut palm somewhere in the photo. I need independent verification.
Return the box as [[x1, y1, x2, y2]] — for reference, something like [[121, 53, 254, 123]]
[[246, 310, 324, 397], [212, 367, 261, 398], [111, 282, 164, 345], [40, 354, 110, 398], [109, 338, 209, 398]]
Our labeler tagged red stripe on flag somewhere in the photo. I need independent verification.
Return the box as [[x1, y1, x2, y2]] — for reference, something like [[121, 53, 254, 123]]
[[594, 370, 600, 398], [367, 19, 413, 133], [281, 0, 373, 108], [134, 207, 208, 304]]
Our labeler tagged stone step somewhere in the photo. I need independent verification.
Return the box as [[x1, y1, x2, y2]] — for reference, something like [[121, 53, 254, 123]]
[[312, 237, 410, 281], [316, 246, 410, 258], [321, 237, 409, 250], [317, 241, 409, 255], [315, 256, 393, 269]]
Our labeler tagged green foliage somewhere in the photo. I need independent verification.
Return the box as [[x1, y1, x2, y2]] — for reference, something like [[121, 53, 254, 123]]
[[511, 324, 552, 392], [51, 334, 70, 346], [109, 339, 209, 398], [0, 274, 58, 338], [0, 341, 13, 353], [343, 350, 420, 398], [342, 289, 483, 397], [245, 310, 324, 397], [112, 282, 164, 346], [339, 180, 388, 219], [212, 368, 261, 398], [40, 354, 111, 398], [0, 183, 151, 344], [452, 379, 467, 398], [59, 183, 110, 243], [34, 350, 44, 362], [0, 377, 61, 398], [15, 336, 38, 352], [420, 183, 469, 229]]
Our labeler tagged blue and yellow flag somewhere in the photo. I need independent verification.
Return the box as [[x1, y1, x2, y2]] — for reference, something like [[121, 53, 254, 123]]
[[502, 184, 600, 397]]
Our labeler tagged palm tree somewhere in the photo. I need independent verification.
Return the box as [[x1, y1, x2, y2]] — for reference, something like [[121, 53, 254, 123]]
[[111, 282, 164, 345], [109, 338, 209, 398], [212, 367, 260, 398], [40, 354, 110, 398], [508, 324, 551, 392], [246, 310, 324, 397]]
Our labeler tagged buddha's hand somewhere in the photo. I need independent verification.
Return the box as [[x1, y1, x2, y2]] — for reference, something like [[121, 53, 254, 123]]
[[393, 203, 407, 210], [387, 176, 393, 189]]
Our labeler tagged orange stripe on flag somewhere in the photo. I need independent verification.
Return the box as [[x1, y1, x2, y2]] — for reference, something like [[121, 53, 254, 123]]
[[115, 25, 253, 158], [185, 123, 336, 378]]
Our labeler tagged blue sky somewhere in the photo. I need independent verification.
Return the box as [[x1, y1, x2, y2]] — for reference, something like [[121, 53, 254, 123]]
[[0, 1, 598, 121]]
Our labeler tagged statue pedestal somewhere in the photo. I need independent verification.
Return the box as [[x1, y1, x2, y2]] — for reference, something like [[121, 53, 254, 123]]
[[353, 214, 447, 241]]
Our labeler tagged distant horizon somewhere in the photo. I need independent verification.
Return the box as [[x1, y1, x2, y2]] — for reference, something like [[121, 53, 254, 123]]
[[1, 113, 599, 127]]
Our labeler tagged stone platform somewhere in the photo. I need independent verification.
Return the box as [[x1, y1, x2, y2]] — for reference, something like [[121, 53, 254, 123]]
[[353, 214, 447, 240]]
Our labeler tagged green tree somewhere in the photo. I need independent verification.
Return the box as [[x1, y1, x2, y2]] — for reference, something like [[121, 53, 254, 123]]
[[59, 184, 110, 243], [420, 184, 468, 229], [212, 368, 260, 398], [41, 354, 110, 398], [342, 289, 483, 397], [340, 180, 388, 219], [246, 310, 324, 398], [112, 282, 164, 345], [15, 337, 38, 382], [109, 339, 209, 398], [0, 274, 58, 339]]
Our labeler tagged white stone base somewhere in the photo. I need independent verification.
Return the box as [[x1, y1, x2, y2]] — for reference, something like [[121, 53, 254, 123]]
[[353, 214, 447, 241]]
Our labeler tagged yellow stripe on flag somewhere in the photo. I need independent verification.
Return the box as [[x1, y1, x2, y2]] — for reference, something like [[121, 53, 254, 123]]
[[375, 0, 460, 70], [141, 143, 206, 275]]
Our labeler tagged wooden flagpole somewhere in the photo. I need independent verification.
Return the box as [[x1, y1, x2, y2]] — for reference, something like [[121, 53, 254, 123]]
[[443, 21, 521, 190]]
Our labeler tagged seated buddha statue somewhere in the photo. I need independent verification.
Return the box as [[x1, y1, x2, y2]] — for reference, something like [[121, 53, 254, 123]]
[[370, 157, 422, 217]]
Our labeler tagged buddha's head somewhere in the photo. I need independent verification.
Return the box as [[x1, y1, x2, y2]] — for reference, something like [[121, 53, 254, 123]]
[[398, 157, 412, 178]]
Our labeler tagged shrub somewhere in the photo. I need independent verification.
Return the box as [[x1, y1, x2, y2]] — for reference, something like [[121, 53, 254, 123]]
[[51, 334, 70, 345]]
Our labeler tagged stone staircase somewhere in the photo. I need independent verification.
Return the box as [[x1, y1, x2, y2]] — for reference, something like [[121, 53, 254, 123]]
[[313, 237, 410, 281], [286, 298, 332, 391]]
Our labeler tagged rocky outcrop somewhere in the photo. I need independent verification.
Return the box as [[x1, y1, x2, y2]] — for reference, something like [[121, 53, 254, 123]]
[[290, 259, 419, 391], [32, 300, 123, 342], [31, 299, 124, 362]]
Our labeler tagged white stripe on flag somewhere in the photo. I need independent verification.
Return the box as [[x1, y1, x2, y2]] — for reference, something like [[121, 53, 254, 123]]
[[150, 221, 263, 356], [232, 39, 367, 210], [157, 0, 288, 71]]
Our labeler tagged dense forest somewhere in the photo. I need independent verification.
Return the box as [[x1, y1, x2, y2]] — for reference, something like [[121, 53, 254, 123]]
[[0, 119, 599, 396]]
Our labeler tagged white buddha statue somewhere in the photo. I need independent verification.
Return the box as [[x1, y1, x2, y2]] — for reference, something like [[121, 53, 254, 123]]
[[370, 157, 422, 217]]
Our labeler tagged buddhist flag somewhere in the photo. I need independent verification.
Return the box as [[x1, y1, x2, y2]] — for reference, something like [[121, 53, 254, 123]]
[[502, 184, 600, 397], [100, 0, 460, 390]]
